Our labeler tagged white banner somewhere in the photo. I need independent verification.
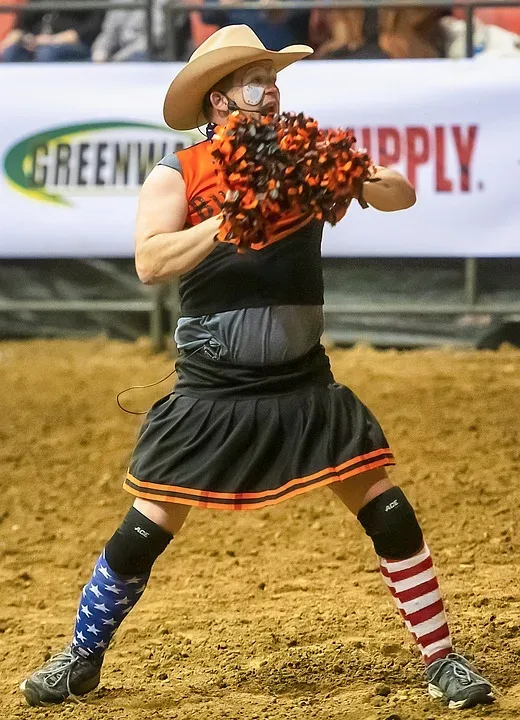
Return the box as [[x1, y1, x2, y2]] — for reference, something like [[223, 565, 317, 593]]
[[1, 60, 520, 258]]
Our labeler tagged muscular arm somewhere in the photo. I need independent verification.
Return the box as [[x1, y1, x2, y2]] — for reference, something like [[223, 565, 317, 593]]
[[363, 165, 416, 212], [134, 166, 221, 285]]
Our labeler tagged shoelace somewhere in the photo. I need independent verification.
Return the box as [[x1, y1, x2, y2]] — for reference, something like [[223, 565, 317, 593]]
[[449, 662, 474, 687], [37, 651, 84, 704], [67, 676, 83, 705], [430, 656, 478, 688]]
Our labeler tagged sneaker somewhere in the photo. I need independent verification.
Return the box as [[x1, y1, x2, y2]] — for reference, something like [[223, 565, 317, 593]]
[[426, 652, 495, 710], [20, 646, 101, 706]]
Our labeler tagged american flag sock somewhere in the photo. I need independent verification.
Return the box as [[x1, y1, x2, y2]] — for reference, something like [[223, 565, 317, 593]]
[[72, 552, 149, 662], [379, 543, 453, 664]]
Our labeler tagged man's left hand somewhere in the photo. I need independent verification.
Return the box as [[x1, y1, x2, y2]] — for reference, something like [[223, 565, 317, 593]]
[[363, 166, 416, 212]]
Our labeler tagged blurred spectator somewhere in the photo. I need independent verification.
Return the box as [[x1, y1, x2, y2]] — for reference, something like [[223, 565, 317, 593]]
[[314, 7, 447, 59], [379, 8, 447, 58], [0, 0, 104, 62], [200, 0, 310, 51], [313, 9, 384, 58], [91, 0, 167, 61], [442, 15, 520, 57]]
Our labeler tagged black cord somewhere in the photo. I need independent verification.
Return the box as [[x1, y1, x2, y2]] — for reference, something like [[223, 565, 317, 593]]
[[116, 344, 206, 415]]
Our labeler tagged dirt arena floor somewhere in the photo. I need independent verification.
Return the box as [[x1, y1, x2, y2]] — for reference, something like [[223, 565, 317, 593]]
[[2, 339, 520, 720]]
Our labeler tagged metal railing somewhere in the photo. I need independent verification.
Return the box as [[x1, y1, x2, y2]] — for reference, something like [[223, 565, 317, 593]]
[[0, 284, 169, 351]]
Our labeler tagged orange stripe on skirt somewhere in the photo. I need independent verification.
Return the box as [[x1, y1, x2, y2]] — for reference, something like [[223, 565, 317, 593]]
[[123, 450, 395, 511]]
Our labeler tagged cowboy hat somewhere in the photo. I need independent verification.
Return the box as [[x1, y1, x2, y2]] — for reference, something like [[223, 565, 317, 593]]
[[163, 25, 313, 131]]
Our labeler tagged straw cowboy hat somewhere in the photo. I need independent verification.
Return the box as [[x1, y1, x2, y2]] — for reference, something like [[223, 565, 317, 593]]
[[163, 25, 313, 131]]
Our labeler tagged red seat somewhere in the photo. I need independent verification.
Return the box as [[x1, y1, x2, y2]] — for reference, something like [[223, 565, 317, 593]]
[[475, 8, 520, 34], [184, 0, 217, 49], [190, 13, 218, 48], [0, 0, 26, 41], [453, 7, 520, 34]]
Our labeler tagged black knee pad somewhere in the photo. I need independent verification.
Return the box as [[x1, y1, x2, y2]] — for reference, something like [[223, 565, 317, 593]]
[[104, 507, 173, 576], [357, 487, 423, 560]]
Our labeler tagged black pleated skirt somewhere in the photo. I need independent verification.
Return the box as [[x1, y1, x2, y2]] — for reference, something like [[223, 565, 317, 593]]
[[124, 344, 394, 511]]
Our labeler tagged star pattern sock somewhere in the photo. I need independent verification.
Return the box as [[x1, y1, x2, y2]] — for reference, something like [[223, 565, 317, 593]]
[[72, 552, 149, 662]]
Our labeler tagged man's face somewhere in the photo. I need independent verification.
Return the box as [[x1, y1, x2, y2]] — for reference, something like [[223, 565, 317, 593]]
[[225, 60, 280, 116]]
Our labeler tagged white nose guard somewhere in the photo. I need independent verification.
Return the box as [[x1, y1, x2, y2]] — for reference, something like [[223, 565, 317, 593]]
[[241, 84, 266, 106]]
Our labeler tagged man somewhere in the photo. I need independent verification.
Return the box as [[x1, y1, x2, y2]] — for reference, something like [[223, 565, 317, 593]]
[[200, 0, 310, 53], [91, 0, 168, 63], [313, 7, 446, 60], [0, 0, 103, 62], [20, 25, 494, 710]]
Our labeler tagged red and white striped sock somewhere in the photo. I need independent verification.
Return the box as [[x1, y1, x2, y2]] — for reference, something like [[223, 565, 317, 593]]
[[379, 543, 452, 664]]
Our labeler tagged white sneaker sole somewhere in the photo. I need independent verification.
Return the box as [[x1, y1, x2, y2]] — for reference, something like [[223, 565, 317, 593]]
[[428, 682, 495, 710]]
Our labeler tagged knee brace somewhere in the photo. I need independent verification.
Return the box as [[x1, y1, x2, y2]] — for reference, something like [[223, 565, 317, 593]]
[[104, 507, 173, 576], [357, 487, 423, 560]]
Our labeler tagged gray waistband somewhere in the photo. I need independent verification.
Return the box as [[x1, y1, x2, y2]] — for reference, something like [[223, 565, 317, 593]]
[[175, 305, 324, 365]]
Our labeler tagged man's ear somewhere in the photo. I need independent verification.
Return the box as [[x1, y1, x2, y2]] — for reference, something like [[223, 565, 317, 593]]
[[209, 90, 228, 112]]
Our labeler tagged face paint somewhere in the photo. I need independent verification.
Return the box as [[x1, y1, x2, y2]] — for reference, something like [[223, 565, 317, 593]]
[[241, 84, 266, 107]]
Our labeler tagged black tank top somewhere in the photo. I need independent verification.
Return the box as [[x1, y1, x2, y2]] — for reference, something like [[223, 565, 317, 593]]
[[159, 142, 325, 317]]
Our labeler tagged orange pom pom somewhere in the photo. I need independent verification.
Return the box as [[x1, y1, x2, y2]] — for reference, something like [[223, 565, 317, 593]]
[[211, 112, 375, 250]]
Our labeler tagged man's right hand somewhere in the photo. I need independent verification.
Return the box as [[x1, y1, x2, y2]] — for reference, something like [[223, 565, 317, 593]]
[[206, 213, 223, 242]]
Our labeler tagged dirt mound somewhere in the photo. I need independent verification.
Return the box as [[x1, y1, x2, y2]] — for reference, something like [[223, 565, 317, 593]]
[[1, 339, 520, 719]]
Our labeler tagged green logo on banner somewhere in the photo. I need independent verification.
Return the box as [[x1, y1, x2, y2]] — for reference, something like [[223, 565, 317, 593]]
[[3, 121, 198, 206]]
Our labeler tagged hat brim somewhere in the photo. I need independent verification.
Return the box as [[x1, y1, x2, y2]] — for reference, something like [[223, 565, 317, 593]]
[[163, 44, 313, 131]]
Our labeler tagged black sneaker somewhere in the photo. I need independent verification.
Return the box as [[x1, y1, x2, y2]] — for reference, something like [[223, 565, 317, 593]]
[[427, 652, 495, 710], [20, 646, 101, 706]]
